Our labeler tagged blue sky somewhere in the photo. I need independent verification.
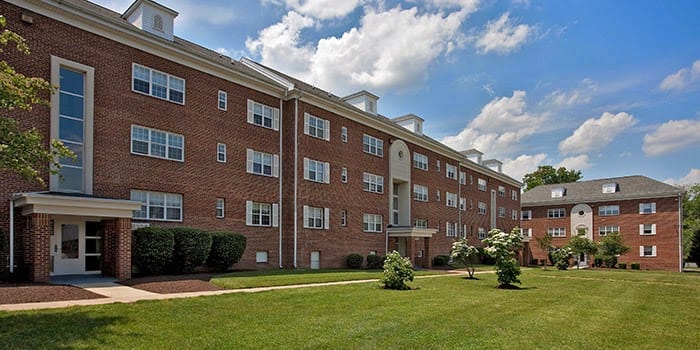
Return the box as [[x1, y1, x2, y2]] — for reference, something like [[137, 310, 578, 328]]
[[95, 0, 700, 185]]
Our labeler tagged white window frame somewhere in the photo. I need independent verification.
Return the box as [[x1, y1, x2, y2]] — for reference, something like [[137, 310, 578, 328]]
[[639, 224, 657, 235], [218, 90, 227, 111], [511, 189, 518, 201], [363, 134, 384, 157], [547, 208, 566, 219], [446, 192, 457, 208], [246, 149, 280, 178], [446, 164, 457, 180], [341, 209, 347, 226], [131, 189, 182, 222], [341, 126, 348, 143], [341, 167, 348, 183], [303, 205, 329, 230], [304, 158, 330, 184], [478, 202, 487, 215], [132, 63, 185, 104], [436, 160, 441, 173], [460, 198, 466, 211], [246, 201, 279, 227], [414, 219, 428, 229], [639, 202, 656, 214], [217, 143, 227, 163], [598, 205, 620, 216], [363, 172, 384, 194], [216, 198, 225, 218], [363, 213, 383, 233], [640, 245, 657, 257], [247, 99, 280, 131], [256, 251, 268, 263], [478, 178, 487, 192], [436, 190, 441, 202], [413, 184, 428, 202], [304, 113, 330, 141], [478, 227, 486, 240], [599, 225, 619, 236], [512, 209, 518, 220], [498, 207, 506, 218], [521, 210, 532, 220], [498, 186, 506, 197], [548, 227, 566, 237], [446, 222, 457, 237], [413, 153, 428, 170], [131, 125, 184, 162], [521, 228, 532, 238], [459, 171, 466, 185]]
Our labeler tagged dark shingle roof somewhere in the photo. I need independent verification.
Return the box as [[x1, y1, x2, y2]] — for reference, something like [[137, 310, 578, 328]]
[[521, 175, 683, 206]]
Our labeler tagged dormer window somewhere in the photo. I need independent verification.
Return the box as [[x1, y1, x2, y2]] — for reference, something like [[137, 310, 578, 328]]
[[551, 188, 565, 198], [153, 15, 164, 32], [602, 183, 618, 193]]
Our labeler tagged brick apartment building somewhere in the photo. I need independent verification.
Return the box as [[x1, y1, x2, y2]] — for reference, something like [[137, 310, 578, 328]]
[[0, 0, 521, 282], [521, 176, 684, 271]]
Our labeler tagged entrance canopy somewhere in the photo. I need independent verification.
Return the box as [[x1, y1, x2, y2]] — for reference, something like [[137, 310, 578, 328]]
[[13, 191, 140, 217]]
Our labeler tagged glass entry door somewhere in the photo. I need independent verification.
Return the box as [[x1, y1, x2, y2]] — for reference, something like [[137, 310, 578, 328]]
[[50, 220, 86, 275]]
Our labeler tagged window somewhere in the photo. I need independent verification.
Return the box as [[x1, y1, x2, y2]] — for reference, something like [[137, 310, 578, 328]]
[[246, 201, 279, 227], [598, 205, 620, 216], [511, 190, 518, 201], [304, 158, 330, 184], [446, 222, 457, 237], [363, 172, 384, 193], [132, 64, 184, 104], [478, 227, 486, 240], [469, 174, 474, 185], [363, 134, 383, 156], [640, 245, 657, 257], [341, 210, 347, 226], [548, 227, 566, 237], [304, 113, 330, 141], [246, 149, 279, 177], [256, 251, 268, 263], [413, 184, 428, 201], [602, 183, 618, 193], [304, 205, 329, 229], [498, 207, 506, 218], [56, 66, 88, 192], [478, 202, 487, 215], [436, 190, 441, 202], [639, 203, 656, 214], [551, 188, 565, 198], [639, 224, 656, 235], [460, 171, 466, 185], [217, 143, 226, 163], [131, 190, 182, 221], [341, 167, 348, 183], [478, 178, 487, 191], [446, 164, 457, 179], [436, 160, 441, 172], [459, 225, 467, 238], [498, 186, 505, 197], [341, 126, 348, 142], [512, 209, 518, 220], [247, 99, 280, 130], [413, 153, 428, 170], [363, 213, 382, 232], [599, 225, 619, 236], [460, 198, 466, 211], [446, 192, 457, 207], [521, 210, 532, 220], [547, 208, 566, 219], [414, 219, 428, 228], [131, 125, 184, 161], [218, 90, 227, 111], [521, 228, 532, 238], [215, 198, 225, 218]]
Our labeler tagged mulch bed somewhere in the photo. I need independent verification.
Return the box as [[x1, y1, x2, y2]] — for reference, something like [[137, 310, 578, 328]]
[[120, 273, 224, 294], [0, 283, 105, 305]]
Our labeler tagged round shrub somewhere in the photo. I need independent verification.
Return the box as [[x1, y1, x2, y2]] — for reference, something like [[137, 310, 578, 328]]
[[381, 251, 414, 290], [618, 263, 627, 270], [631, 263, 641, 270], [346, 253, 363, 269], [132, 227, 174, 275], [432, 255, 450, 267], [207, 231, 247, 271], [366, 254, 385, 269], [171, 227, 212, 274]]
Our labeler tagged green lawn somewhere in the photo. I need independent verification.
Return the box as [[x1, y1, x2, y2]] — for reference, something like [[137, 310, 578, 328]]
[[1, 269, 699, 349]]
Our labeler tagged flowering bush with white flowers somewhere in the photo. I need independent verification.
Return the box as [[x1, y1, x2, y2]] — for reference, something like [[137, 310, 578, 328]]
[[451, 239, 479, 279], [482, 227, 523, 288], [551, 247, 573, 270], [381, 251, 414, 290]]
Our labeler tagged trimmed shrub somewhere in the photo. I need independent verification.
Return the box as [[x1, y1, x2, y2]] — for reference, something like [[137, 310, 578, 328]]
[[594, 258, 603, 268], [346, 253, 363, 269], [171, 227, 212, 274], [631, 263, 640, 270], [432, 255, 450, 267], [382, 251, 414, 290], [132, 227, 174, 275], [207, 231, 246, 271], [618, 263, 627, 270], [603, 255, 618, 269], [367, 254, 385, 269]]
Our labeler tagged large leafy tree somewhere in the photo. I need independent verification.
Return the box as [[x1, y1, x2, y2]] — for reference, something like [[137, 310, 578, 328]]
[[565, 236, 598, 269], [597, 233, 630, 268], [683, 184, 700, 262], [1, 15, 73, 186], [523, 165, 582, 192]]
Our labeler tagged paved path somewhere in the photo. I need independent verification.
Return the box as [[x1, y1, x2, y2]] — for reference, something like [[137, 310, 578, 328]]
[[1, 270, 489, 312]]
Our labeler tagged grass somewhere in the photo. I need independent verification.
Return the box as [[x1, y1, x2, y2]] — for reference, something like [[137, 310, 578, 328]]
[[1, 269, 699, 349]]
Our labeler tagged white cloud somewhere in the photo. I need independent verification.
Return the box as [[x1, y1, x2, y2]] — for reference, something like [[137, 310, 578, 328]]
[[474, 12, 532, 54], [247, 6, 473, 95], [502, 153, 548, 181], [558, 112, 637, 155], [540, 78, 597, 108], [659, 59, 700, 91], [426, 0, 480, 13], [282, 0, 361, 19], [556, 155, 591, 170], [643, 119, 700, 156], [665, 169, 700, 186]]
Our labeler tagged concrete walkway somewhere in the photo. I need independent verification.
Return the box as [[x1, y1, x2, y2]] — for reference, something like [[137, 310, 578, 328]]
[[1, 270, 483, 312]]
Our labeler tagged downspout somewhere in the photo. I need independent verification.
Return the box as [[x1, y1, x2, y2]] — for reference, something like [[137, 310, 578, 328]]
[[293, 97, 299, 268], [278, 97, 284, 269], [679, 193, 683, 273], [9, 197, 14, 274]]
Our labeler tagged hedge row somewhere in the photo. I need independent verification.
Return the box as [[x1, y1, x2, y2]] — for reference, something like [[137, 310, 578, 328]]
[[345, 253, 386, 269], [132, 227, 246, 275]]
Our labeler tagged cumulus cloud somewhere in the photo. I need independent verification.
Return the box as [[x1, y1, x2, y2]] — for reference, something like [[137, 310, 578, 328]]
[[474, 12, 532, 54], [659, 59, 700, 91], [540, 78, 597, 108], [665, 169, 700, 186], [502, 153, 548, 181], [643, 119, 700, 156], [558, 112, 637, 155], [556, 155, 591, 170], [281, 0, 361, 19], [247, 5, 473, 95]]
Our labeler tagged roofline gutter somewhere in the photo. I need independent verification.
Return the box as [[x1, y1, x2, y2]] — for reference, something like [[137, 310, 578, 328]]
[[522, 192, 684, 207]]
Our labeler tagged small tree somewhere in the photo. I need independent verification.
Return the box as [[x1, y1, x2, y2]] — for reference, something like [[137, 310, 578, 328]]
[[482, 228, 523, 288], [566, 236, 598, 269], [551, 247, 572, 270], [597, 232, 630, 268], [381, 251, 414, 290], [535, 232, 553, 268], [450, 238, 479, 279]]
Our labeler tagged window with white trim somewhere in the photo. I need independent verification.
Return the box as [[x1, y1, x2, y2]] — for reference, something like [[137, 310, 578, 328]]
[[598, 205, 619, 216], [521, 228, 532, 238], [218, 90, 227, 111], [245, 201, 279, 227], [304, 158, 330, 184], [498, 207, 506, 218], [640, 245, 656, 257], [639, 202, 656, 214], [459, 225, 467, 238], [217, 143, 226, 163], [599, 225, 619, 236], [341, 167, 348, 183], [132, 63, 185, 104], [511, 189, 518, 201], [460, 197, 466, 211], [446, 192, 457, 207], [511, 209, 518, 220], [216, 198, 225, 218], [131, 125, 184, 161], [498, 186, 505, 197], [413, 184, 428, 201], [459, 171, 466, 185], [246, 149, 280, 177], [478, 227, 486, 240], [363, 172, 384, 193], [436, 160, 441, 173], [414, 219, 428, 228], [363, 213, 382, 232], [469, 174, 474, 184], [341, 209, 347, 226], [446, 222, 457, 237], [521, 210, 532, 220], [446, 164, 457, 179], [436, 190, 441, 202], [363, 134, 383, 156], [131, 190, 182, 221], [413, 152, 428, 170], [341, 126, 348, 143], [548, 227, 566, 237], [551, 188, 565, 198], [304, 113, 330, 141], [247, 99, 280, 130], [256, 251, 268, 263], [303, 205, 329, 230], [478, 178, 487, 191], [547, 208, 566, 218], [478, 202, 487, 215], [639, 224, 656, 235]]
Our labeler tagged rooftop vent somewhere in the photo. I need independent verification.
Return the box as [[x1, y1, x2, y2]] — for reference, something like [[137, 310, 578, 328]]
[[482, 159, 503, 173], [342, 90, 379, 115], [551, 187, 566, 198], [392, 114, 424, 135], [602, 183, 618, 193], [461, 149, 483, 164], [123, 0, 178, 41]]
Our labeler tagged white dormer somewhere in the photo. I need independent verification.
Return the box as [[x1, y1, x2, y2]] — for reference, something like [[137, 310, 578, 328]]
[[123, 0, 178, 41], [392, 114, 424, 135], [551, 187, 566, 198], [460, 149, 483, 164], [602, 183, 618, 193], [342, 90, 379, 115], [482, 159, 503, 173]]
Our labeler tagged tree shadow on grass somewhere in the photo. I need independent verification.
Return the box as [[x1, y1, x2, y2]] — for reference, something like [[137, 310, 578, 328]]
[[0, 310, 126, 349], [461, 276, 480, 280], [496, 284, 537, 290]]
